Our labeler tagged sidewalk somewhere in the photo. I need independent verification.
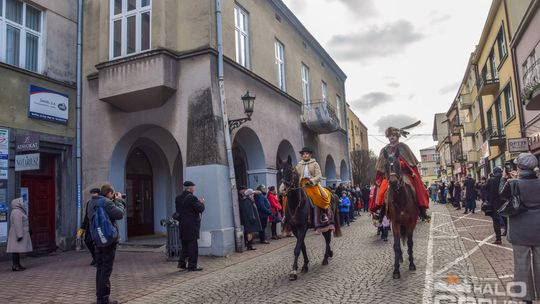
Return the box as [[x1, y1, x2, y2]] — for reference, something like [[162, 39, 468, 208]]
[[0, 235, 297, 304]]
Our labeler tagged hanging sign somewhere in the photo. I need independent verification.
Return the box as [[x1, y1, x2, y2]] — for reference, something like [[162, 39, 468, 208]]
[[15, 153, 40, 171], [16, 134, 40, 152], [28, 85, 69, 124], [507, 138, 530, 153]]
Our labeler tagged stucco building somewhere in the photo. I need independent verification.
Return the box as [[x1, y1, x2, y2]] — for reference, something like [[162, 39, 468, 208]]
[[419, 146, 439, 186], [0, 0, 78, 255], [347, 107, 369, 152], [82, 0, 350, 256]]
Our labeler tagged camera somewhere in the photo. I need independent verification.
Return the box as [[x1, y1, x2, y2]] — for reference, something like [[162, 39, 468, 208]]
[[504, 161, 515, 174]]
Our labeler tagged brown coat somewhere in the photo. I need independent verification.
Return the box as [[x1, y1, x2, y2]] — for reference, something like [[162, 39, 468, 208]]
[[6, 198, 33, 253], [295, 159, 322, 185], [375, 142, 419, 178]]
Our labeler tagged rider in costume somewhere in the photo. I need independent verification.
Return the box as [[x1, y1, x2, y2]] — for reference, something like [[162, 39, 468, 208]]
[[370, 127, 430, 219]]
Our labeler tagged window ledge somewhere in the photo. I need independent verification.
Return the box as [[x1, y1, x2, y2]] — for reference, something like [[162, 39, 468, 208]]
[[497, 54, 508, 71], [504, 114, 516, 127]]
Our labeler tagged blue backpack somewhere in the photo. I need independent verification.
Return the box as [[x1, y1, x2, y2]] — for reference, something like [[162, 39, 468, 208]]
[[90, 198, 118, 247]]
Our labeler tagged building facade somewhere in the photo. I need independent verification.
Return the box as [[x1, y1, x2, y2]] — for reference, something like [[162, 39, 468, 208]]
[[82, 0, 350, 256], [511, 0, 540, 160], [433, 113, 451, 182], [0, 0, 78, 255], [419, 146, 439, 186], [347, 107, 368, 152]]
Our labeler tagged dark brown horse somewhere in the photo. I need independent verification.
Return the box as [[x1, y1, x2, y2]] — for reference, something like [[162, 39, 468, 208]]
[[383, 148, 418, 279], [280, 157, 341, 281]]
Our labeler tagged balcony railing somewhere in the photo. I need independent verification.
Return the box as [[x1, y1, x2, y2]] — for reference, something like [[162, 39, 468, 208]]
[[522, 58, 540, 110], [301, 100, 340, 134], [478, 63, 500, 96], [484, 127, 506, 146], [458, 93, 473, 110], [450, 117, 462, 135], [467, 150, 479, 163], [463, 121, 474, 137]]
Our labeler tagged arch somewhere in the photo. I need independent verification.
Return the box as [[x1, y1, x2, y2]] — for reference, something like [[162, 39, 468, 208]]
[[276, 140, 297, 165], [340, 159, 350, 182], [232, 127, 266, 170], [325, 155, 337, 186], [109, 125, 182, 240]]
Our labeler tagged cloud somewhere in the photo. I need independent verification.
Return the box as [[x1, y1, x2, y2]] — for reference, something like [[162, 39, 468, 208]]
[[439, 81, 460, 95], [374, 114, 419, 133], [283, 0, 307, 14], [327, 19, 424, 61], [430, 13, 451, 25], [351, 92, 394, 110], [387, 82, 400, 88], [329, 0, 377, 18]]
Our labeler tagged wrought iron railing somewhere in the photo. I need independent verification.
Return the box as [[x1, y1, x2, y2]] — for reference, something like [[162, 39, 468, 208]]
[[301, 100, 341, 133], [522, 58, 540, 99]]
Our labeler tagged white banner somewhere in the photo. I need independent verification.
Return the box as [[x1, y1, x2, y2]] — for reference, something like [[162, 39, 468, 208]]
[[28, 85, 69, 124]]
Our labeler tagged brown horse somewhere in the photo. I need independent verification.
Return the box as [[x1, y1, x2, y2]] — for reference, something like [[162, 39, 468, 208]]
[[280, 157, 341, 281], [383, 148, 418, 279]]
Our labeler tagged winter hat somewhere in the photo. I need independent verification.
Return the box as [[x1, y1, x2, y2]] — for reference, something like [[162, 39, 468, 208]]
[[244, 189, 254, 196], [492, 167, 503, 175], [514, 152, 538, 170]]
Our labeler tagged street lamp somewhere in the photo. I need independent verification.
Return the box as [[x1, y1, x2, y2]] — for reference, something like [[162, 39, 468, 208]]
[[229, 91, 256, 132]]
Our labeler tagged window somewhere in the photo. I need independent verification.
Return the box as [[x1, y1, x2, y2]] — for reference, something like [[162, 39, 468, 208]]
[[321, 81, 327, 102], [274, 40, 285, 90], [0, 0, 42, 72], [234, 6, 249, 68], [337, 95, 342, 124], [487, 108, 493, 130], [497, 26, 507, 61], [301, 64, 310, 105], [109, 0, 151, 59], [503, 85, 514, 120]]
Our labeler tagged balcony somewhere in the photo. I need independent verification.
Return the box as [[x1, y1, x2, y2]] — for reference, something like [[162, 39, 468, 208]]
[[301, 101, 340, 134], [449, 117, 462, 136], [485, 127, 506, 147], [463, 122, 474, 137], [467, 150, 479, 163], [458, 93, 473, 110], [96, 49, 178, 112], [522, 58, 540, 110], [478, 65, 499, 96]]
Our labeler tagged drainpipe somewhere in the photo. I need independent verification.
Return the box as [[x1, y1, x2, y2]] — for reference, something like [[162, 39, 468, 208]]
[[344, 104, 353, 186], [215, 0, 244, 252], [75, 0, 83, 229]]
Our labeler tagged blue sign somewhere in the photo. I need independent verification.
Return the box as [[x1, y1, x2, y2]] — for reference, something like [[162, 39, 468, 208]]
[[28, 85, 69, 125]]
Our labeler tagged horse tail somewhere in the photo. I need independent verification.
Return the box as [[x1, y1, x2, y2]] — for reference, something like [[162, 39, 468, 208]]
[[332, 194, 342, 238]]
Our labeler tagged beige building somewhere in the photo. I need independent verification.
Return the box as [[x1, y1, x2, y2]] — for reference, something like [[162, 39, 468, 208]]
[[347, 107, 369, 152], [433, 113, 451, 182], [419, 146, 439, 185], [0, 0, 78, 255], [82, 0, 350, 255]]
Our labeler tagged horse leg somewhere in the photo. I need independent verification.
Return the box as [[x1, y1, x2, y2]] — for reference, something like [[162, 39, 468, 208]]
[[322, 230, 332, 265], [290, 227, 305, 281], [392, 225, 402, 279], [407, 231, 416, 271], [301, 242, 309, 273]]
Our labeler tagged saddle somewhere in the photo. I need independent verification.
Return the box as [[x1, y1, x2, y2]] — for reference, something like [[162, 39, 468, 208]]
[[300, 178, 331, 210]]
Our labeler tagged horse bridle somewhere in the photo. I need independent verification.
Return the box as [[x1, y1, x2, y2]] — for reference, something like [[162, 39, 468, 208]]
[[383, 147, 402, 189]]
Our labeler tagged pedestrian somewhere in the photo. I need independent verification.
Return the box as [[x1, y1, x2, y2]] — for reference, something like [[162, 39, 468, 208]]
[[463, 176, 477, 214], [254, 185, 272, 244], [381, 215, 391, 242], [239, 189, 262, 250], [348, 191, 357, 221], [439, 182, 447, 204], [339, 192, 350, 226], [486, 167, 506, 244], [448, 181, 455, 205], [78, 188, 101, 266], [499, 153, 540, 304], [453, 181, 462, 210], [175, 181, 205, 272], [430, 182, 439, 204], [6, 197, 33, 272], [267, 186, 282, 240], [362, 185, 370, 212], [87, 184, 125, 304]]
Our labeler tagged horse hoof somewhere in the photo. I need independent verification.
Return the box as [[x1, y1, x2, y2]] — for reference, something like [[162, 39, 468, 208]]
[[322, 259, 329, 266], [329, 250, 334, 258], [409, 264, 416, 271], [301, 266, 309, 273], [289, 271, 298, 281], [393, 272, 401, 279]]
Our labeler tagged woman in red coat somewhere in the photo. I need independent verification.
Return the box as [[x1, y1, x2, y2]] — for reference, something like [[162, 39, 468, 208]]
[[267, 186, 282, 240]]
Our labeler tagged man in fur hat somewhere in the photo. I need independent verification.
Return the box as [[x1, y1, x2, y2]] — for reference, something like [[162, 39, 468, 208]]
[[372, 127, 430, 219]]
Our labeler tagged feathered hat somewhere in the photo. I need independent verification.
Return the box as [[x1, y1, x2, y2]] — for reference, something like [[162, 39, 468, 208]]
[[385, 120, 421, 138]]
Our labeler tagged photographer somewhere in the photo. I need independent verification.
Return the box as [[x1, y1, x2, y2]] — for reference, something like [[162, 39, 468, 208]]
[[499, 153, 540, 304]]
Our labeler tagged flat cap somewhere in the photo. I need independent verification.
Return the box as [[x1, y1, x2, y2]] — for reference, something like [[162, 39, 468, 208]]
[[89, 188, 101, 194], [183, 181, 196, 187]]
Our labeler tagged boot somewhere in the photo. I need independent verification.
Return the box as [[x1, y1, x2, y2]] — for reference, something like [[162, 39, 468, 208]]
[[12, 254, 25, 272], [247, 240, 256, 251]]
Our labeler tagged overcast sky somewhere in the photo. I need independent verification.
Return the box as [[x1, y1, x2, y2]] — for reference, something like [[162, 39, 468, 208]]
[[282, 0, 492, 158]]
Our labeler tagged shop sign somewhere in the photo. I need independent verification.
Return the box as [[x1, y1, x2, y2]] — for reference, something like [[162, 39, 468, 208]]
[[15, 153, 40, 171], [530, 132, 540, 151], [16, 134, 39, 152], [0, 128, 8, 150], [507, 137, 530, 153], [28, 85, 69, 125], [481, 140, 490, 158], [0, 150, 7, 168]]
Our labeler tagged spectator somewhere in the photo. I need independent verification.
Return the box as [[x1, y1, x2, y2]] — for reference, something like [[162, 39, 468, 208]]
[[430, 183, 439, 204], [348, 190, 357, 221], [439, 182, 447, 204], [453, 181, 462, 210], [362, 185, 370, 212], [448, 181, 455, 204], [381, 215, 391, 242], [88, 184, 125, 304], [267, 186, 282, 240], [175, 181, 205, 272], [463, 176, 477, 214], [499, 153, 540, 304], [240, 189, 261, 250], [78, 188, 101, 267], [339, 192, 351, 226], [487, 167, 506, 244], [254, 185, 272, 244], [6, 197, 32, 272]]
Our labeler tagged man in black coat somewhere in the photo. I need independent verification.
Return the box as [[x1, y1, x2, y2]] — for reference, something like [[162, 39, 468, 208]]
[[486, 167, 506, 244], [175, 181, 205, 271], [463, 175, 477, 214]]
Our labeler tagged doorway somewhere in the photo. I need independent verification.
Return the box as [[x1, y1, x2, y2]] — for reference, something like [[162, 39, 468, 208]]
[[126, 148, 154, 237], [21, 154, 56, 253]]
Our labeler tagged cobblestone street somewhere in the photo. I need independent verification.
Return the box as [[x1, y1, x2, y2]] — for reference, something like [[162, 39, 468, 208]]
[[0, 203, 530, 303]]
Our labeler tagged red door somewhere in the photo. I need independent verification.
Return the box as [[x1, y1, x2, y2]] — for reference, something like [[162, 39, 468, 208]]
[[21, 155, 56, 253]]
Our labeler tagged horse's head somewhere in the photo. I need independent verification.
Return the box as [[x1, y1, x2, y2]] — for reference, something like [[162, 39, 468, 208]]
[[384, 148, 402, 192], [280, 155, 298, 189]]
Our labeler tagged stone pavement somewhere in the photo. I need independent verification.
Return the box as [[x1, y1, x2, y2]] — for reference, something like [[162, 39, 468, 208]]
[[0, 203, 529, 303]]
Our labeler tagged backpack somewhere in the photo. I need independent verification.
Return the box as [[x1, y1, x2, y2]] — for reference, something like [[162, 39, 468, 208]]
[[90, 198, 119, 247]]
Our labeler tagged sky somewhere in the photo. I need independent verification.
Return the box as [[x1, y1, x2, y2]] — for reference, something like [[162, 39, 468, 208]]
[[282, 0, 493, 158]]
